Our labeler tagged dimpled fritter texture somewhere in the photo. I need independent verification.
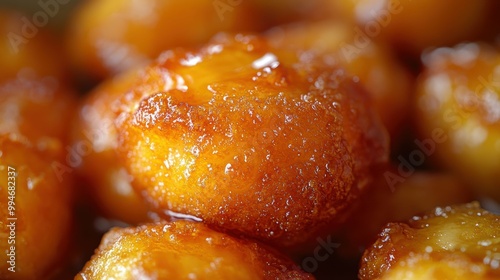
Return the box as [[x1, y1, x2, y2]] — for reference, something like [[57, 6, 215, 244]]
[[116, 34, 389, 247]]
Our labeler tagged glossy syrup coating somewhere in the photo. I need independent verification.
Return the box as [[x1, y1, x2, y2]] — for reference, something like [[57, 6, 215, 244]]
[[66, 0, 267, 79], [266, 21, 412, 141], [70, 69, 150, 224], [76, 221, 314, 280], [0, 136, 73, 280], [332, 0, 489, 54], [116, 33, 389, 248], [359, 202, 500, 280], [0, 10, 68, 83], [414, 43, 500, 201], [335, 171, 473, 260]]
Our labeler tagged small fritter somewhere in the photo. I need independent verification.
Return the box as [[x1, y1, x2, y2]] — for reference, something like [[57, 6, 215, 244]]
[[333, 0, 489, 54], [70, 69, 150, 224], [415, 43, 500, 201], [0, 10, 68, 83], [335, 171, 473, 259], [116, 33, 389, 248], [0, 136, 73, 280], [0, 74, 76, 161], [76, 221, 314, 280], [266, 20, 412, 141], [0, 9, 77, 161], [66, 0, 266, 79], [359, 202, 500, 279]]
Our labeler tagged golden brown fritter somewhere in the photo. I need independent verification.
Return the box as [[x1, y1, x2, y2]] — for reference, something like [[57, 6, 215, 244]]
[[414, 43, 500, 201], [332, 0, 489, 54], [359, 202, 500, 280], [115, 33, 389, 248], [66, 0, 267, 79], [266, 20, 412, 141], [70, 69, 150, 224], [0, 136, 73, 280], [76, 221, 314, 280]]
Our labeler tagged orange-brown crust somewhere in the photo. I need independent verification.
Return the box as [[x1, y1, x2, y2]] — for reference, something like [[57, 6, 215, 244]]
[[76, 221, 314, 279], [115, 34, 389, 247], [0, 136, 73, 280], [359, 202, 500, 279]]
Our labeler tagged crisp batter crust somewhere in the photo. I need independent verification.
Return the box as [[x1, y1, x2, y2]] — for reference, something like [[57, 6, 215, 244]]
[[359, 202, 500, 279], [115, 33, 389, 248], [76, 221, 314, 280]]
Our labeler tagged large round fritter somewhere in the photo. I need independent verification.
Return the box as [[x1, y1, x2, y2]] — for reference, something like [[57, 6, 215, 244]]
[[116, 34, 389, 247]]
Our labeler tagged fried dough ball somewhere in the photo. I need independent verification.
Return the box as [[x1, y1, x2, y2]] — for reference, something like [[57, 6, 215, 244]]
[[66, 0, 266, 79], [0, 10, 68, 83], [76, 221, 314, 279], [359, 202, 500, 279], [415, 43, 500, 201], [266, 21, 412, 141], [116, 33, 389, 248], [0, 71, 76, 160], [0, 9, 77, 161], [335, 171, 473, 259], [70, 69, 150, 224], [332, 0, 489, 54], [0, 136, 73, 280]]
